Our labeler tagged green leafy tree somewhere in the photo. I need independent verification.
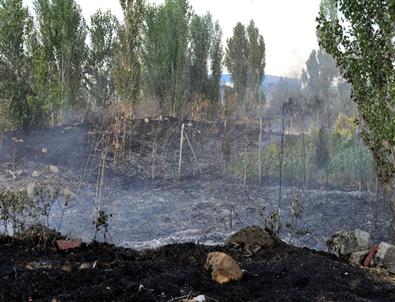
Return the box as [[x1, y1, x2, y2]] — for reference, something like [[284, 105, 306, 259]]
[[246, 20, 265, 103], [86, 10, 119, 106], [225, 20, 265, 116], [317, 0, 395, 234], [225, 22, 248, 110], [0, 0, 33, 125], [34, 0, 87, 118], [143, 0, 191, 115], [112, 0, 144, 104], [189, 13, 213, 100], [301, 49, 338, 122], [209, 21, 223, 107]]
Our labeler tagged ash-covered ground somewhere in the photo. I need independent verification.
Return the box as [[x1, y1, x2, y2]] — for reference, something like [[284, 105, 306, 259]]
[[0, 121, 391, 251]]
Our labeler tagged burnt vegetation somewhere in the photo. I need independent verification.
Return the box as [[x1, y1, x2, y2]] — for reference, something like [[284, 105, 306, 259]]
[[0, 0, 394, 301]]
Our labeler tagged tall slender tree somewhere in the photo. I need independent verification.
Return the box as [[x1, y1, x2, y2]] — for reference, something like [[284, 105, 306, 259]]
[[112, 0, 144, 104], [246, 20, 265, 103], [86, 10, 119, 106], [318, 0, 395, 236], [143, 0, 191, 115], [225, 22, 248, 110], [34, 0, 87, 113], [189, 13, 213, 99], [225, 20, 265, 116], [209, 21, 223, 107], [0, 0, 33, 125]]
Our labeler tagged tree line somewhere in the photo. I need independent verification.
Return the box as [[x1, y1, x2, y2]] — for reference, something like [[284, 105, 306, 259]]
[[0, 0, 266, 127]]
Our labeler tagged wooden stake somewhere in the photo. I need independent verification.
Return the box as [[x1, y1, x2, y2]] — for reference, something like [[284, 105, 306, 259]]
[[259, 118, 262, 186], [184, 130, 197, 162], [178, 123, 185, 178]]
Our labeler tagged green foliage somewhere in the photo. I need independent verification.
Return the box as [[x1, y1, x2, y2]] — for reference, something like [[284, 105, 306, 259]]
[[86, 10, 119, 106], [143, 0, 191, 115], [232, 131, 374, 190], [0, 189, 32, 235], [301, 49, 338, 121], [333, 113, 356, 142], [189, 13, 213, 99], [34, 0, 87, 111], [113, 0, 144, 104], [93, 209, 112, 241], [246, 20, 266, 103], [328, 138, 374, 188], [225, 23, 248, 105], [315, 127, 329, 169], [189, 13, 223, 117], [209, 22, 223, 108], [225, 20, 265, 116], [0, 0, 34, 125], [317, 0, 395, 183]]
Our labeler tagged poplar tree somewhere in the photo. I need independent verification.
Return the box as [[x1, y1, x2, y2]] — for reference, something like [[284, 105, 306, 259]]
[[0, 0, 33, 125]]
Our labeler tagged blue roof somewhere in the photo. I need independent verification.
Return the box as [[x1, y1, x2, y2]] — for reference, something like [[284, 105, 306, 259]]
[[221, 74, 301, 93]]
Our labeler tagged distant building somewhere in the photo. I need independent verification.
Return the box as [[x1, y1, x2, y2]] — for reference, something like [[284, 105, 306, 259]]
[[220, 74, 301, 95]]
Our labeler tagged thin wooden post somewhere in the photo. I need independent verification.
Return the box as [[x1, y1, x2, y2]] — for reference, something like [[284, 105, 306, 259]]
[[184, 130, 197, 162], [178, 123, 185, 178], [259, 118, 262, 186]]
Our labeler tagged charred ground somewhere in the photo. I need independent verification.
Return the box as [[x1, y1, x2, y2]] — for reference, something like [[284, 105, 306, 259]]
[[1, 233, 395, 302]]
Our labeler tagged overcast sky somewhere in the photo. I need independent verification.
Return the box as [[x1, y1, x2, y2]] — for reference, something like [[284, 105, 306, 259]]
[[24, 0, 320, 77]]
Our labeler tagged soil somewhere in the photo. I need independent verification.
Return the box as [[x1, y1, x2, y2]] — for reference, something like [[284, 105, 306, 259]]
[[1, 233, 395, 302]]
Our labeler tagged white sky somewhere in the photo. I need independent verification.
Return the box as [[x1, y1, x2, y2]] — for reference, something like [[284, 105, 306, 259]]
[[24, 0, 321, 77]]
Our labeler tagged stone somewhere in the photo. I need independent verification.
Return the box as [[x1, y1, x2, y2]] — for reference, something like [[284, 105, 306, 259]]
[[42, 148, 48, 154], [327, 229, 371, 256], [48, 165, 59, 174], [226, 225, 276, 248], [55, 239, 82, 251], [61, 263, 73, 273], [182, 295, 206, 302], [79, 263, 91, 270], [375, 242, 395, 274], [32, 170, 40, 177], [25, 261, 53, 270], [204, 252, 243, 284], [63, 188, 76, 201]]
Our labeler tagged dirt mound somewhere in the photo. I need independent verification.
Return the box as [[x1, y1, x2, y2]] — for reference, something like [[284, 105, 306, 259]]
[[0, 236, 395, 301], [226, 225, 278, 248]]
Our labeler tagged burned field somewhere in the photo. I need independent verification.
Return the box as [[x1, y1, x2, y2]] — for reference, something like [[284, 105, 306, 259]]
[[0, 120, 394, 301], [0, 120, 389, 250]]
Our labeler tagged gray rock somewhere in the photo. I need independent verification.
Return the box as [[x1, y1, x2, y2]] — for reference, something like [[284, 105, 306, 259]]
[[375, 242, 395, 274], [48, 165, 59, 174], [32, 170, 40, 177], [327, 229, 370, 256]]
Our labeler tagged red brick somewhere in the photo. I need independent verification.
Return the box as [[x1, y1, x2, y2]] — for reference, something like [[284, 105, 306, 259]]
[[56, 239, 82, 251], [363, 244, 379, 267]]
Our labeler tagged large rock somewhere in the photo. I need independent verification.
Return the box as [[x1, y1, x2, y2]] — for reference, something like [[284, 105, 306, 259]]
[[375, 242, 395, 273], [204, 252, 243, 284], [327, 229, 371, 256], [226, 225, 276, 248], [48, 165, 59, 174]]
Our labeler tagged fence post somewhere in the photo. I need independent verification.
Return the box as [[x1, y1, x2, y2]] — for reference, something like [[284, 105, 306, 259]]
[[178, 123, 185, 178]]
